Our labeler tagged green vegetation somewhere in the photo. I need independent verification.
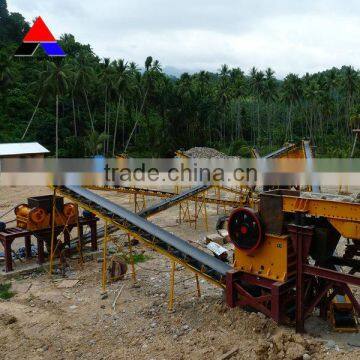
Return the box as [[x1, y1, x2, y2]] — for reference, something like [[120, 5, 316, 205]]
[[0, 1, 359, 157], [0, 282, 15, 299], [128, 253, 151, 264]]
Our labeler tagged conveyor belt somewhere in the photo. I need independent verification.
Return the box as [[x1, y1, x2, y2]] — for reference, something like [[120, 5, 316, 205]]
[[138, 185, 210, 218], [302, 140, 321, 193], [56, 186, 231, 285], [88, 185, 175, 198], [264, 143, 297, 159], [88, 185, 244, 208]]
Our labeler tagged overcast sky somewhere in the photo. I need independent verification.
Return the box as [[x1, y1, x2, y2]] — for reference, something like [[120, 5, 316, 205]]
[[8, 0, 360, 77]]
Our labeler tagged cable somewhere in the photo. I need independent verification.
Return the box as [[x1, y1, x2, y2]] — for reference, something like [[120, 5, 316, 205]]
[[0, 206, 16, 219]]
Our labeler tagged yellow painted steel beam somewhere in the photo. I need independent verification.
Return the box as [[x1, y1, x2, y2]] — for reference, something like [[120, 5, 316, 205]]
[[283, 195, 360, 240], [283, 196, 360, 221], [53, 187, 226, 289]]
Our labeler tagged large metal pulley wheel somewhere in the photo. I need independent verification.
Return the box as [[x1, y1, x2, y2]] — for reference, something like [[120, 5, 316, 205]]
[[227, 207, 263, 254]]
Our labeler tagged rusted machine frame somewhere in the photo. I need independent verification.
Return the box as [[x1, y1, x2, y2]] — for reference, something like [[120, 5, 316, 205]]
[[226, 270, 295, 324], [288, 223, 360, 332], [0, 218, 98, 272]]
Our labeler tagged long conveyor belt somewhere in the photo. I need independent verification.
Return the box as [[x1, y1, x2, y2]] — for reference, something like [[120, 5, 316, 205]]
[[56, 186, 231, 286], [88, 185, 245, 208], [138, 184, 210, 218], [302, 140, 321, 193]]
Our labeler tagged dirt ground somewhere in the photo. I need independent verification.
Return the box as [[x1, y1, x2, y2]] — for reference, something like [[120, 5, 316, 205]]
[[0, 186, 360, 360]]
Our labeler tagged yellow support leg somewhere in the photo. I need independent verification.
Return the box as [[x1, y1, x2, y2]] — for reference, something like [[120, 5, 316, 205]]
[[102, 221, 108, 292], [168, 261, 175, 311], [194, 196, 198, 229], [75, 203, 83, 268], [128, 233, 137, 283], [195, 274, 201, 298], [202, 195, 208, 232], [49, 188, 57, 275]]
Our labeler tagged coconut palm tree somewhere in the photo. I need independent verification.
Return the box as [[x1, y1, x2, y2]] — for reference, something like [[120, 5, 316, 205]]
[[99, 58, 114, 155], [124, 56, 157, 153], [341, 66, 358, 129], [249, 67, 265, 144], [112, 59, 129, 155], [75, 52, 96, 133], [263, 68, 277, 145], [21, 61, 49, 140], [41, 61, 70, 157], [0, 52, 12, 90], [282, 73, 302, 141], [84, 131, 108, 156]]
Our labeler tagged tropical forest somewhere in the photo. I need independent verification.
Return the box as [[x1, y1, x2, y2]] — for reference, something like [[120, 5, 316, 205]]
[[0, 0, 359, 158]]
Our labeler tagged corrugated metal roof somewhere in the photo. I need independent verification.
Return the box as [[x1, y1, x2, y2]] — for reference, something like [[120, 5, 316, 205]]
[[0, 142, 50, 156]]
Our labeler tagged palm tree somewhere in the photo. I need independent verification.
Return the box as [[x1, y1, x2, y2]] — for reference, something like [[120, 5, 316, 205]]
[[219, 64, 229, 77], [75, 52, 96, 133], [42, 61, 69, 157], [84, 131, 108, 156], [112, 59, 129, 156], [263, 68, 277, 146], [217, 68, 231, 141], [341, 66, 358, 129], [0, 52, 12, 90], [249, 67, 265, 144], [124, 56, 156, 153], [303, 76, 320, 140], [282, 73, 302, 141], [64, 58, 78, 137], [99, 58, 114, 155], [21, 61, 48, 140]]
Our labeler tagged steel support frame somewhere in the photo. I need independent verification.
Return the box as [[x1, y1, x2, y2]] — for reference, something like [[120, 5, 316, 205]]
[[288, 223, 360, 333], [225, 269, 294, 324]]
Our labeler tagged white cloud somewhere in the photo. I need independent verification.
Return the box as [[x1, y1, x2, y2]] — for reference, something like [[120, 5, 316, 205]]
[[8, 0, 360, 77]]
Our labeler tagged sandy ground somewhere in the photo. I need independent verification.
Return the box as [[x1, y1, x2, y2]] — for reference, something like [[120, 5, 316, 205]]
[[0, 186, 359, 359]]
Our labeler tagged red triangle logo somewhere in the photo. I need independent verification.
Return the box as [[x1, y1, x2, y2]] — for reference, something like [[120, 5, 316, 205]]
[[23, 16, 56, 42]]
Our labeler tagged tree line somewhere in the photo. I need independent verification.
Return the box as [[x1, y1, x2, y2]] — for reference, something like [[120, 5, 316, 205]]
[[0, 0, 359, 158]]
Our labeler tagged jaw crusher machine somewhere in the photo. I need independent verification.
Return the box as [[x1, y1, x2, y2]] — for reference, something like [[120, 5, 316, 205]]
[[226, 189, 359, 332]]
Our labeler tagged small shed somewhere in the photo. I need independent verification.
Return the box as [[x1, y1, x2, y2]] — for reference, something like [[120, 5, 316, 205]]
[[0, 142, 50, 158]]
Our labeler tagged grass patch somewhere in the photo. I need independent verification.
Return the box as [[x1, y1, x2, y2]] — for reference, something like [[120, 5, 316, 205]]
[[128, 253, 151, 264], [0, 283, 15, 300]]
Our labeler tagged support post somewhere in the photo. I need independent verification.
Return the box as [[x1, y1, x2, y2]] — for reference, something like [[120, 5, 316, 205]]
[[4, 239, 13, 272], [288, 224, 314, 333], [128, 233, 136, 283], [75, 204, 83, 267], [168, 261, 175, 311], [90, 220, 98, 251], [195, 274, 201, 297], [37, 238, 45, 265], [102, 220, 108, 292], [271, 282, 281, 323], [49, 189, 57, 275], [225, 270, 240, 308], [202, 194, 208, 231], [24, 235, 32, 259]]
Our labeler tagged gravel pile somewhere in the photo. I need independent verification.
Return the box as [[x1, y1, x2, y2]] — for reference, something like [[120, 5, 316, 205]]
[[184, 147, 230, 158]]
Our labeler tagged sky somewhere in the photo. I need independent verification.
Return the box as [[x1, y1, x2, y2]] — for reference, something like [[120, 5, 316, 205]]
[[8, 0, 360, 78]]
